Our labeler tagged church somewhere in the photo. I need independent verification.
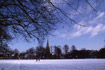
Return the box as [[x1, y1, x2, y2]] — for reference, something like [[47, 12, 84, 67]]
[[46, 39, 51, 59]]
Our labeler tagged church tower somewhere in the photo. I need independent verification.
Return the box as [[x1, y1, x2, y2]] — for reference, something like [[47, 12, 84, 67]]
[[46, 39, 50, 58], [46, 40, 50, 51]]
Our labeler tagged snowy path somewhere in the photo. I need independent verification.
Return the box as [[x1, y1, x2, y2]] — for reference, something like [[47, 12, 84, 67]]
[[0, 59, 105, 70]]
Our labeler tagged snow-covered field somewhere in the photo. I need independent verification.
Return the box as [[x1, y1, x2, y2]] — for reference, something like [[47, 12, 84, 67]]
[[0, 59, 105, 70]]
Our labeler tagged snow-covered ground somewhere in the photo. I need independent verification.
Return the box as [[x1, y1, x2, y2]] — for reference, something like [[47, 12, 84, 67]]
[[0, 59, 105, 70]]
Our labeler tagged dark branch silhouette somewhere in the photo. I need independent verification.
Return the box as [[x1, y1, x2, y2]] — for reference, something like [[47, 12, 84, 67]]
[[0, 0, 104, 45]]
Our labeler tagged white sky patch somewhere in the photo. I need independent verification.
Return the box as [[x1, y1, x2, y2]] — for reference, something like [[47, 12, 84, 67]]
[[71, 24, 105, 38], [60, 33, 67, 38], [91, 24, 105, 37], [50, 0, 67, 6], [89, 12, 105, 24], [96, 12, 105, 19]]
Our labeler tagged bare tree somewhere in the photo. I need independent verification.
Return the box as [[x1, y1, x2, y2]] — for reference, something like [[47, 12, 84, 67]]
[[13, 49, 19, 59], [26, 47, 35, 59], [64, 44, 69, 54], [36, 46, 46, 59], [71, 45, 77, 51], [54, 46, 62, 59], [0, 0, 58, 44], [0, 0, 104, 44]]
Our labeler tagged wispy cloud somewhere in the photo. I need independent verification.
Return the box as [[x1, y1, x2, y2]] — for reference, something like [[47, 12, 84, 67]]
[[54, 12, 105, 39], [91, 24, 105, 37], [89, 12, 105, 24], [72, 24, 105, 37]]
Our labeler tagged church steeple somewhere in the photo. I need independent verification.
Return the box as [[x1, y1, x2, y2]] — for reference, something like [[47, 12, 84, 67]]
[[46, 39, 50, 58], [47, 39, 49, 49]]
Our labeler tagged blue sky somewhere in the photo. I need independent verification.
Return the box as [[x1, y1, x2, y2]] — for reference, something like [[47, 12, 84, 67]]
[[9, 0, 105, 52]]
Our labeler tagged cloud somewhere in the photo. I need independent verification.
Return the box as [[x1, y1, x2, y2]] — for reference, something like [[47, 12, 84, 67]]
[[54, 23, 105, 39], [89, 12, 105, 24], [71, 24, 105, 37], [91, 24, 105, 37], [70, 12, 105, 38], [96, 12, 105, 19], [53, 12, 105, 39]]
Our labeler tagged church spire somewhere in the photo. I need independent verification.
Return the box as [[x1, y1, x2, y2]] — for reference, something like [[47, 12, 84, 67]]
[[46, 39, 50, 58], [47, 39, 49, 49]]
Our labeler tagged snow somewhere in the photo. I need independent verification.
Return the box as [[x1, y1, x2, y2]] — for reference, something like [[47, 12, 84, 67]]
[[0, 59, 105, 70]]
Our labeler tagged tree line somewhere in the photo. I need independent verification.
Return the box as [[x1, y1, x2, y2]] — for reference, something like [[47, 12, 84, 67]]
[[0, 44, 105, 59]]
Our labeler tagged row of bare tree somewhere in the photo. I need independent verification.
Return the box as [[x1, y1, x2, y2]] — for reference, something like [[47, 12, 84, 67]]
[[0, 44, 105, 59]]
